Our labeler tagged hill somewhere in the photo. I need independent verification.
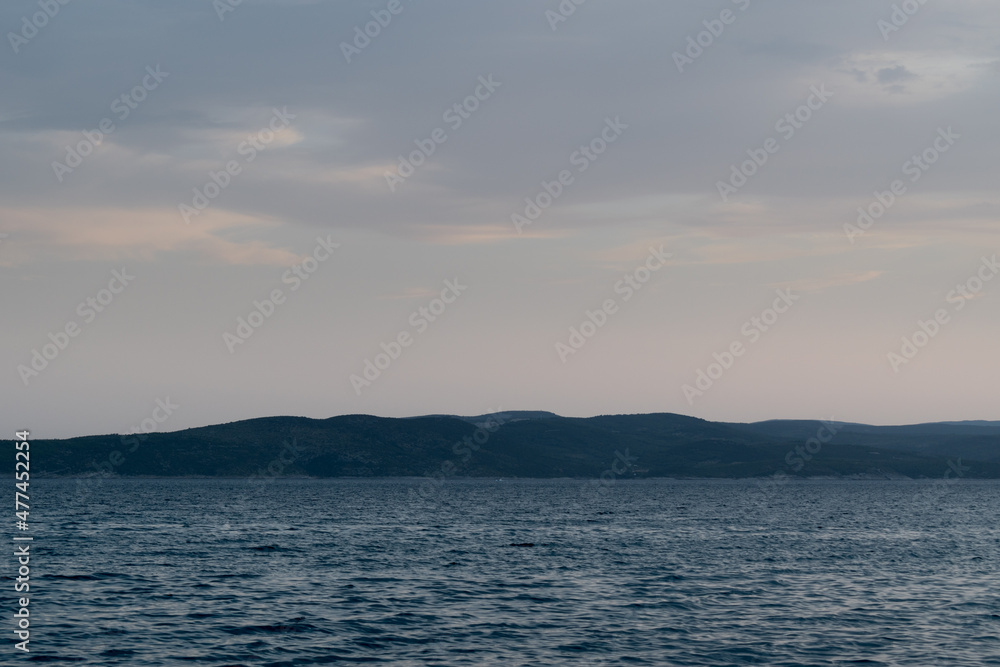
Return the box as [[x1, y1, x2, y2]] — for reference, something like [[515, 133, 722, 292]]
[[15, 412, 1000, 479]]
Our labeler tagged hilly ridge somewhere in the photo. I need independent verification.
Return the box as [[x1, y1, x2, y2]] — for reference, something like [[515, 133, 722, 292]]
[[16, 411, 1000, 479]]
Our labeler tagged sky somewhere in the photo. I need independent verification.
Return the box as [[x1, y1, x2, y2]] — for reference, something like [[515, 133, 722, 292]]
[[2, 0, 999, 439]]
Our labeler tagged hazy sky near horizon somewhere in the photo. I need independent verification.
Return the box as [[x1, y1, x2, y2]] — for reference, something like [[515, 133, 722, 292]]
[[3, 0, 999, 438]]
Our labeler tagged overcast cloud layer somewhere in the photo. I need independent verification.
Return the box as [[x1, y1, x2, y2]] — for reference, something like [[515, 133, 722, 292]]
[[3, 0, 999, 438]]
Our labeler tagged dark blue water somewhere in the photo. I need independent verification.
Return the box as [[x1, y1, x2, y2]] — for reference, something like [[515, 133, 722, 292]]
[[10, 478, 1000, 665]]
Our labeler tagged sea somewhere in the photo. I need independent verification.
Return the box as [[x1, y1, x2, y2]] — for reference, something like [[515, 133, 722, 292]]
[[10, 478, 1000, 666]]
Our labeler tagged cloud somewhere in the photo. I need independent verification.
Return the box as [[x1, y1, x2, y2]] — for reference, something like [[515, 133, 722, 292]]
[[776, 270, 885, 293], [377, 287, 440, 300], [0, 206, 299, 267], [414, 224, 569, 245], [835, 51, 993, 103], [876, 65, 915, 84]]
